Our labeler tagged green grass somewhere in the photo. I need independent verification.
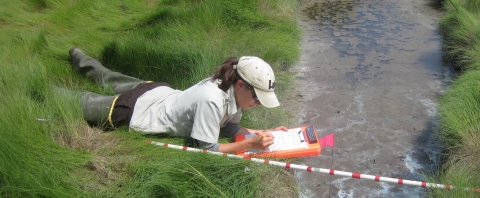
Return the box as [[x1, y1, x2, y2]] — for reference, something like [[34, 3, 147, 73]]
[[440, 0, 480, 71], [426, 159, 480, 197], [434, 0, 480, 197], [438, 70, 480, 148], [0, 46, 88, 197], [0, 0, 301, 197], [100, 0, 300, 89]]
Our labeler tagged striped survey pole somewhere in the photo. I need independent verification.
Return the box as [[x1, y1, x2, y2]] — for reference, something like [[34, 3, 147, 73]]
[[147, 140, 479, 192]]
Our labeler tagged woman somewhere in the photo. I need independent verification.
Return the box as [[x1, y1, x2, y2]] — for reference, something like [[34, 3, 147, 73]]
[[69, 47, 287, 154]]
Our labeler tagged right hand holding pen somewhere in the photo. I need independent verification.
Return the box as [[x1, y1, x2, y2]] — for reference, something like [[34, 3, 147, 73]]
[[251, 132, 275, 150]]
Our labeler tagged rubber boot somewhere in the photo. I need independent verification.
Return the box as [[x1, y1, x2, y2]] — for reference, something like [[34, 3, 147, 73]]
[[79, 92, 116, 129], [69, 48, 145, 94], [52, 86, 115, 129]]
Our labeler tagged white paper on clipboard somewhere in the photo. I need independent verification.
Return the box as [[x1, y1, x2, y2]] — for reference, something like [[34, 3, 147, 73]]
[[244, 128, 309, 154]]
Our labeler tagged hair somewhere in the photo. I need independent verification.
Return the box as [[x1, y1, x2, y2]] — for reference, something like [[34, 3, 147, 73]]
[[212, 57, 240, 92]]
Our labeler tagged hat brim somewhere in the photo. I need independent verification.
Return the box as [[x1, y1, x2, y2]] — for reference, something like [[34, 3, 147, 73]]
[[253, 87, 279, 108]]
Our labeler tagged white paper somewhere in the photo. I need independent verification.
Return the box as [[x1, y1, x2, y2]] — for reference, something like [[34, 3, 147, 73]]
[[244, 128, 308, 154]]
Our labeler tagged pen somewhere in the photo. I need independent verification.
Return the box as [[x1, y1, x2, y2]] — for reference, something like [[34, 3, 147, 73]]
[[257, 133, 265, 138]]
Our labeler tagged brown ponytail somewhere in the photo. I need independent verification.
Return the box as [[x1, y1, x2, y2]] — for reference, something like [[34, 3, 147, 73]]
[[212, 57, 240, 92]]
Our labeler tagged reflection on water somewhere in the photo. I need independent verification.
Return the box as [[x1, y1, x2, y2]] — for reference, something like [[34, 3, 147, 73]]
[[291, 0, 449, 197]]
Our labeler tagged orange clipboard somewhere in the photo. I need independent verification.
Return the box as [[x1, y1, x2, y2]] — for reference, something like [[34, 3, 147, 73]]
[[235, 126, 321, 158]]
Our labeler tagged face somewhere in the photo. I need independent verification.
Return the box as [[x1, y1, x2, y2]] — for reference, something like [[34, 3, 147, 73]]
[[234, 80, 262, 109]]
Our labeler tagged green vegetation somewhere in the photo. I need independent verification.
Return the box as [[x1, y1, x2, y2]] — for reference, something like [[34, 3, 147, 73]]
[[431, 0, 480, 196], [0, 0, 301, 197]]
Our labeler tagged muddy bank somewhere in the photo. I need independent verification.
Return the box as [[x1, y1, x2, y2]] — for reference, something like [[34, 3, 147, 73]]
[[284, 0, 450, 197]]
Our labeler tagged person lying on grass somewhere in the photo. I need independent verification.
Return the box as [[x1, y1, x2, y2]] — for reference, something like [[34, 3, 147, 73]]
[[67, 47, 287, 153]]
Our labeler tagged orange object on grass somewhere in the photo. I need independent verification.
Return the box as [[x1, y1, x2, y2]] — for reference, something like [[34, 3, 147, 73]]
[[235, 126, 324, 159]]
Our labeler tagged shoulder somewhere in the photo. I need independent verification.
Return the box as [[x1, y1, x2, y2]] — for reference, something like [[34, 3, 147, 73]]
[[185, 78, 226, 99]]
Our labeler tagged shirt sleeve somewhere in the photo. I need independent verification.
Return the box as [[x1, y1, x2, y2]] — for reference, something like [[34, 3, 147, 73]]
[[190, 98, 223, 144], [220, 122, 241, 138]]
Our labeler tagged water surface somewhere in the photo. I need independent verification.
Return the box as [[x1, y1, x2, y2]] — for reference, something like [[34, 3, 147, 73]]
[[287, 0, 449, 197]]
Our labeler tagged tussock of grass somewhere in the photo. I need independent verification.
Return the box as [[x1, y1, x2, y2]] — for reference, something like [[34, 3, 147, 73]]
[[435, 0, 480, 197], [0, 52, 86, 197], [427, 163, 480, 197], [440, 0, 480, 71], [100, 0, 300, 89], [438, 70, 480, 148]]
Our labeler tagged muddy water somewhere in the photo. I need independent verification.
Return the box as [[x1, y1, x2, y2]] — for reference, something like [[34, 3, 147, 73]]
[[288, 0, 449, 197]]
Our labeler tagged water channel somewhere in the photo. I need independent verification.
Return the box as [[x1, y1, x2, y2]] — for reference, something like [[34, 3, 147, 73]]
[[286, 0, 450, 197]]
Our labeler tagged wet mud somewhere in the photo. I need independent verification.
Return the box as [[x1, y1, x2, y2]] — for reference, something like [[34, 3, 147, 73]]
[[287, 0, 450, 197]]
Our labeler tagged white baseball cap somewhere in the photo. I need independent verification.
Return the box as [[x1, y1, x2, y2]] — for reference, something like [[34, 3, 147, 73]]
[[234, 56, 279, 108]]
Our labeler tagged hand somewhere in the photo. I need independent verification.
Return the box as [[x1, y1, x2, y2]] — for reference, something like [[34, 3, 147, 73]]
[[250, 132, 275, 150]]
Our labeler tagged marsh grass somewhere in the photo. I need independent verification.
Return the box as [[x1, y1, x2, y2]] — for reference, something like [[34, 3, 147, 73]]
[[0, 0, 301, 197], [435, 0, 480, 197], [100, 0, 300, 89], [440, 0, 480, 71], [438, 70, 480, 148], [0, 48, 87, 197], [426, 163, 480, 197]]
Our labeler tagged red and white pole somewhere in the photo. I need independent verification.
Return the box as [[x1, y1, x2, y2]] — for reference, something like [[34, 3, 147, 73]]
[[147, 140, 479, 192]]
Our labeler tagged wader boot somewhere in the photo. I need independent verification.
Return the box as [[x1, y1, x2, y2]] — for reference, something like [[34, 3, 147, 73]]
[[69, 48, 145, 94], [79, 92, 117, 129], [69, 48, 146, 129], [52, 86, 114, 128]]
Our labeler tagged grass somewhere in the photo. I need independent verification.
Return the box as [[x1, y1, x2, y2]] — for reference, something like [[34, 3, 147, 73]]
[[437, 70, 480, 149], [440, 0, 480, 71], [0, 0, 301, 197], [432, 0, 480, 197]]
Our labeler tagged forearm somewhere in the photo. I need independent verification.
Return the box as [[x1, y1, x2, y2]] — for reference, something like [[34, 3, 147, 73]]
[[218, 133, 275, 153], [196, 139, 254, 153], [218, 139, 253, 153]]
